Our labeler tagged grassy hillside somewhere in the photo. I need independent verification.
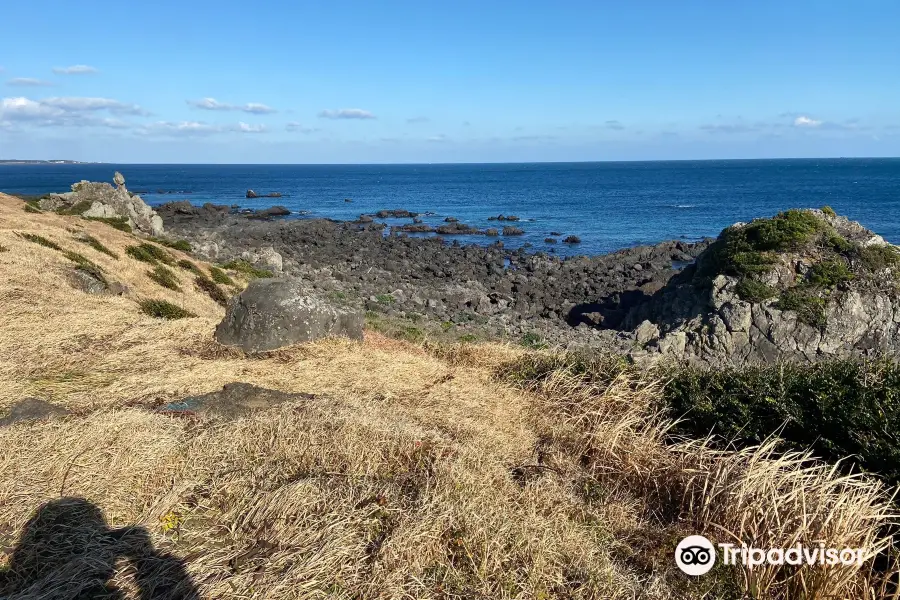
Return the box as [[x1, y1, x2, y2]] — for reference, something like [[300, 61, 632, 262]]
[[0, 193, 897, 599]]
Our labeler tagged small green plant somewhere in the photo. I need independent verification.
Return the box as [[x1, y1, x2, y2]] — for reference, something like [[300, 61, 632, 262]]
[[735, 278, 777, 302], [209, 266, 234, 285], [221, 259, 274, 279], [24, 204, 42, 214], [139, 299, 195, 320], [63, 251, 107, 284], [18, 232, 62, 251], [55, 200, 93, 216], [147, 264, 181, 291], [805, 259, 854, 287], [126, 243, 175, 265], [330, 290, 347, 301], [195, 276, 229, 306], [85, 216, 132, 232], [399, 325, 425, 343], [520, 332, 548, 350], [375, 294, 395, 305], [75, 234, 118, 259], [821, 205, 837, 217], [440, 321, 454, 332], [177, 259, 202, 275], [775, 287, 826, 329], [827, 233, 854, 253], [855, 244, 900, 272], [458, 333, 478, 343], [150, 237, 192, 252]]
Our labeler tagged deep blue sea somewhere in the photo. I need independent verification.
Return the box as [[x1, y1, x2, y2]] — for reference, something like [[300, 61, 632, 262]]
[[2, 159, 899, 256]]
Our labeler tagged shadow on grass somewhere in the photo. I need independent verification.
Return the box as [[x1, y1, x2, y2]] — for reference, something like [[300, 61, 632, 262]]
[[0, 497, 200, 599]]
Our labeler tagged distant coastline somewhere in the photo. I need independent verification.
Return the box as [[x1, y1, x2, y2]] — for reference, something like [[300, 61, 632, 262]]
[[0, 160, 98, 165]]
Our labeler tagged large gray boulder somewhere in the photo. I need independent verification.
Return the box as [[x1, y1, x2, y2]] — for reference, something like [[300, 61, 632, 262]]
[[40, 173, 164, 236], [215, 278, 364, 352]]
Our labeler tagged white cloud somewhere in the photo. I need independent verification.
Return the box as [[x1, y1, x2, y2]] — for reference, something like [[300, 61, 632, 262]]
[[0, 96, 135, 129], [187, 97, 277, 114], [286, 121, 319, 133], [318, 108, 376, 120], [235, 122, 266, 133], [41, 96, 149, 116], [52, 65, 98, 75], [7, 78, 54, 87], [794, 115, 822, 128]]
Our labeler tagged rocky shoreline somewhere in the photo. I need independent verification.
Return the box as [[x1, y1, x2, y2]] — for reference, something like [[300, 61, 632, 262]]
[[155, 199, 711, 348]]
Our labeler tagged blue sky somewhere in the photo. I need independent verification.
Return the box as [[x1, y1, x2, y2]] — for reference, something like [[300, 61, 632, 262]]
[[1, 0, 898, 163]]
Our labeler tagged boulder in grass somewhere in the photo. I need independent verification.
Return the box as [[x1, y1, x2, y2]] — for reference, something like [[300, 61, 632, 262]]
[[215, 278, 364, 352]]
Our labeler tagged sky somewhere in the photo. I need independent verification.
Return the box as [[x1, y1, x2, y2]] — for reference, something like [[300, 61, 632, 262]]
[[1, 0, 898, 163]]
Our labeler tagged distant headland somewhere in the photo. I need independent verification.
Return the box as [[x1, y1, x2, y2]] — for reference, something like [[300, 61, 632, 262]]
[[0, 159, 99, 165]]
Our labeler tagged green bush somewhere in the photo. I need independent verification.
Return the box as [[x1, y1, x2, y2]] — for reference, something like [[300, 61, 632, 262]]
[[55, 200, 93, 216], [195, 276, 229, 306], [375, 294, 394, 305], [458, 334, 478, 343], [734, 278, 777, 303], [775, 288, 826, 329], [85, 216, 132, 232], [126, 243, 175, 265], [209, 266, 234, 285], [150, 237, 192, 252], [177, 259, 202, 275], [221, 259, 273, 279], [139, 299, 195, 320], [147, 265, 181, 291], [665, 359, 900, 486], [827, 233, 854, 253], [75, 234, 118, 259], [821, 205, 837, 217], [24, 204, 42, 214], [805, 258, 854, 287], [520, 332, 548, 350], [855, 244, 900, 272], [18, 232, 62, 251]]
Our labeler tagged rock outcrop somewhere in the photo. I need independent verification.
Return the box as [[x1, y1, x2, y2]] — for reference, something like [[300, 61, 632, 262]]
[[41, 172, 164, 236], [215, 278, 365, 352], [621, 209, 900, 365]]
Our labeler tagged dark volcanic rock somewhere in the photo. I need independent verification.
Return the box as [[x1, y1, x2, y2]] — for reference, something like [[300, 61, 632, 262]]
[[216, 278, 364, 352], [377, 209, 417, 218], [502, 226, 524, 236], [159, 383, 315, 419], [0, 398, 70, 427], [246, 190, 259, 198], [436, 223, 479, 235], [246, 206, 291, 219], [563, 236, 581, 244], [545, 238, 558, 244]]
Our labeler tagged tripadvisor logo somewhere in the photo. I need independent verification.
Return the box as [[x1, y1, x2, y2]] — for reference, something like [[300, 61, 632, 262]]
[[675, 535, 716, 576], [675, 535, 870, 576]]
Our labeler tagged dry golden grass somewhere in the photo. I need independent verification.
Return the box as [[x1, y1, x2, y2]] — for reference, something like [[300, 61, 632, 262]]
[[0, 192, 897, 599]]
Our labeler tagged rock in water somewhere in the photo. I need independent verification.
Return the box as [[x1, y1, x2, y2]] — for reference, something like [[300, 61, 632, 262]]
[[215, 278, 364, 352], [246, 189, 259, 198]]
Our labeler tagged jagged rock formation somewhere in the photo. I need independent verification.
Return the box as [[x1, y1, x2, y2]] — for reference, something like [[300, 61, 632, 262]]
[[623, 209, 900, 365], [39, 173, 164, 236]]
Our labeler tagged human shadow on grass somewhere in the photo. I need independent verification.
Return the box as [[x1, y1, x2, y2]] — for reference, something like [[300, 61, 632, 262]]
[[0, 497, 200, 599]]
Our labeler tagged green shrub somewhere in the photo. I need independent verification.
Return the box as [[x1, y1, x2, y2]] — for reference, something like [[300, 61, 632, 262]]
[[398, 325, 425, 343], [665, 359, 900, 486], [150, 237, 192, 252], [827, 233, 854, 253], [209, 266, 234, 285], [177, 259, 202, 275], [520, 332, 548, 350], [63, 251, 107, 284], [147, 265, 181, 291], [126, 243, 175, 265], [24, 204, 42, 214], [441, 321, 454, 332], [55, 200, 93, 216], [775, 288, 826, 329], [18, 232, 62, 251], [734, 278, 777, 302], [85, 216, 132, 232], [458, 334, 478, 343], [805, 258, 854, 287], [821, 205, 837, 217], [74, 234, 118, 259], [195, 276, 229, 306], [139, 299, 195, 320], [375, 294, 394, 305], [855, 244, 900, 272], [221, 259, 273, 279]]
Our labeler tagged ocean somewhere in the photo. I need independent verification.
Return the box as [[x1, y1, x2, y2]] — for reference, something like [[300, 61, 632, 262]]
[[2, 159, 899, 256]]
